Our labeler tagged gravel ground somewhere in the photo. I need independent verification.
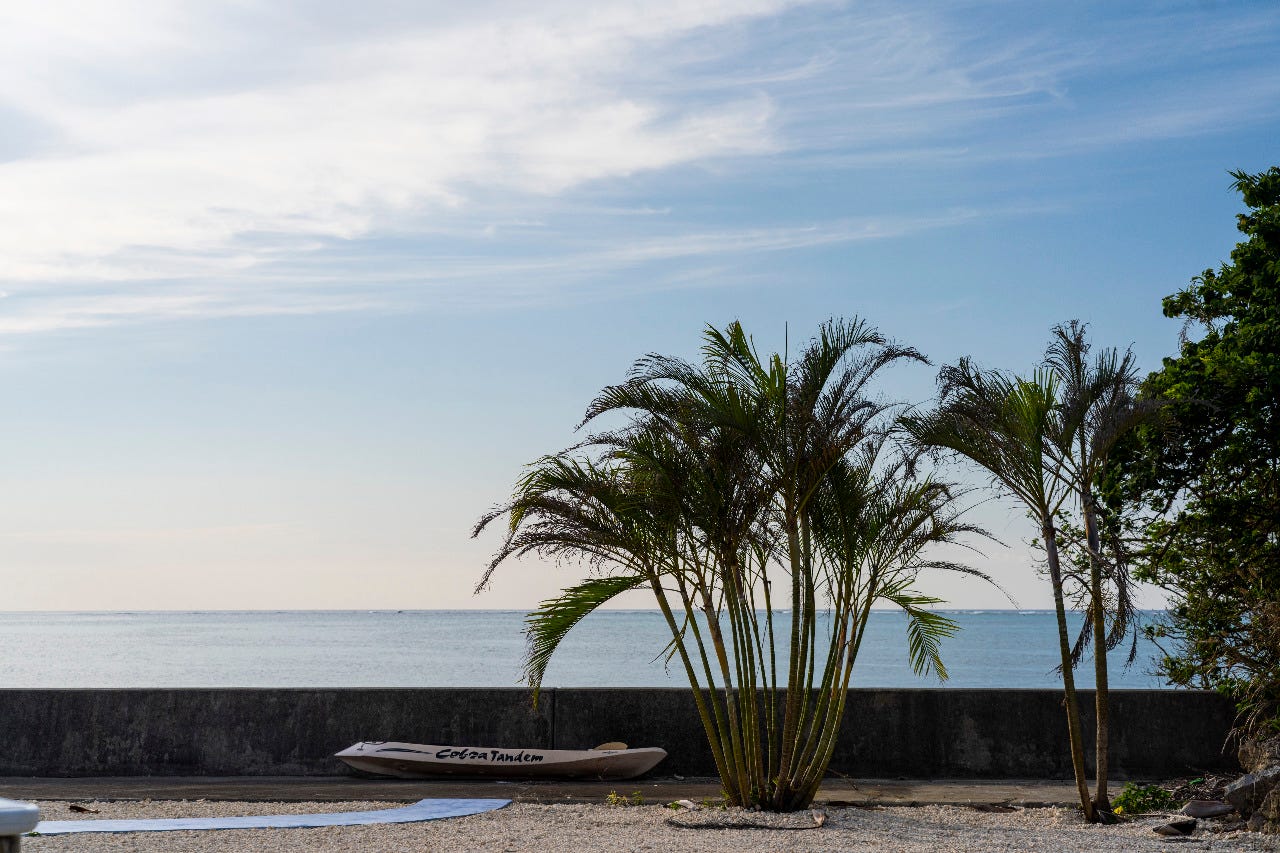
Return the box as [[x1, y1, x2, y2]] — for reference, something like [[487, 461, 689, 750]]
[[21, 799, 1280, 852]]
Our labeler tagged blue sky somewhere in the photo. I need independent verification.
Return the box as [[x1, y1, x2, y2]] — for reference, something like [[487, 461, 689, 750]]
[[1, 0, 1276, 610]]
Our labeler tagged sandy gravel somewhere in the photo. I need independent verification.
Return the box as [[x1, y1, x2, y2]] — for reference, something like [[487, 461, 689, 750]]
[[21, 799, 1280, 852]]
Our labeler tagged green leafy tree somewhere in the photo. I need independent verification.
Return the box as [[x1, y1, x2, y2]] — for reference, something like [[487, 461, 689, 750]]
[[475, 319, 992, 811], [1114, 167, 1280, 737]]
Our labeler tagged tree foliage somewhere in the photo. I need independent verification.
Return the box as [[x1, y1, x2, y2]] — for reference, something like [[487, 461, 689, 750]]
[[475, 319, 991, 811], [903, 321, 1157, 822], [1114, 167, 1280, 736], [1044, 321, 1162, 813], [901, 357, 1105, 819]]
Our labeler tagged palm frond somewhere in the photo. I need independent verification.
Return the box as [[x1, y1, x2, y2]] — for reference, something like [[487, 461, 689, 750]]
[[523, 573, 649, 706], [886, 591, 959, 681]]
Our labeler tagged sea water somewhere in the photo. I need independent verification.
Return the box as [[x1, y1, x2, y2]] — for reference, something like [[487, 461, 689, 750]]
[[0, 610, 1171, 689]]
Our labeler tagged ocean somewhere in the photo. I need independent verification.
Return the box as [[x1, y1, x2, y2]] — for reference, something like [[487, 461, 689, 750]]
[[0, 610, 1173, 689]]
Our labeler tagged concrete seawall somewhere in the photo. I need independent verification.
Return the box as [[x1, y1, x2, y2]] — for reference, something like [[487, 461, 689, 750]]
[[0, 689, 1235, 778]]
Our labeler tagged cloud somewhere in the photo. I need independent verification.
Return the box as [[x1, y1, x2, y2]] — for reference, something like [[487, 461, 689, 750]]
[[0, 210, 978, 331], [0, 0, 1275, 333], [0, 1, 793, 287], [758, 3, 1280, 161], [0, 523, 292, 545], [0, 288, 384, 335]]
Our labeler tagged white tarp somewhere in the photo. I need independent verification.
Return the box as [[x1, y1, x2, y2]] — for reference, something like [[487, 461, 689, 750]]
[[33, 798, 509, 835]]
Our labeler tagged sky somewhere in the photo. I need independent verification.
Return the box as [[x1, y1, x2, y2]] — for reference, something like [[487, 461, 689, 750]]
[[0, 0, 1276, 611]]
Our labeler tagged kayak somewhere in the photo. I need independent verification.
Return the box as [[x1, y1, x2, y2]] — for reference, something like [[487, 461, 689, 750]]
[[335, 741, 666, 780]]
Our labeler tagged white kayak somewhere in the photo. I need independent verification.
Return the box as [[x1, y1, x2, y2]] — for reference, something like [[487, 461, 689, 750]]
[[335, 741, 667, 780]]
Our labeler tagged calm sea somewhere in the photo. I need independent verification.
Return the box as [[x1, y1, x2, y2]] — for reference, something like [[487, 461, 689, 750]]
[[0, 610, 1172, 689]]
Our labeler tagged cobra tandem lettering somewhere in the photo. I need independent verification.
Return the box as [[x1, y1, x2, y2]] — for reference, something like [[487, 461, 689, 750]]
[[434, 747, 546, 764]]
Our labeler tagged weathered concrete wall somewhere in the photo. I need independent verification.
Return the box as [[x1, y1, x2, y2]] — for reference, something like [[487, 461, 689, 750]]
[[0, 688, 1235, 778], [0, 690, 550, 777], [557, 689, 1237, 778], [838, 689, 1233, 779]]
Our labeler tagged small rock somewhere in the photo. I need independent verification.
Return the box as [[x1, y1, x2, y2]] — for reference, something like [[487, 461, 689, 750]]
[[1224, 766, 1280, 816], [1248, 813, 1267, 832], [1153, 818, 1197, 836], [1182, 799, 1235, 818], [1212, 818, 1248, 833]]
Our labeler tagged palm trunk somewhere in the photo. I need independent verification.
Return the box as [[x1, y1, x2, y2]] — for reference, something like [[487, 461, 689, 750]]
[[675, 576, 743, 804], [791, 578, 871, 807], [649, 577, 734, 791], [1083, 500, 1114, 818], [772, 505, 807, 809], [1043, 521, 1098, 822], [701, 597, 750, 802]]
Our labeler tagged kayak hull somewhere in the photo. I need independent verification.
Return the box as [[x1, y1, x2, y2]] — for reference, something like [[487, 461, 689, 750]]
[[335, 741, 667, 780]]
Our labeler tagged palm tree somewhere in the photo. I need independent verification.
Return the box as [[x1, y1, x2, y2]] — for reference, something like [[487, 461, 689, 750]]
[[475, 319, 991, 811], [900, 359, 1103, 821], [1044, 320, 1164, 815]]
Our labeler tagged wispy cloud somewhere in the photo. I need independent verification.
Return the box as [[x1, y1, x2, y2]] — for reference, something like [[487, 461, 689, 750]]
[[0, 523, 292, 545], [0, 0, 1275, 334], [0, 288, 384, 335], [0, 210, 978, 331], [756, 3, 1280, 161], [0, 1, 797, 286]]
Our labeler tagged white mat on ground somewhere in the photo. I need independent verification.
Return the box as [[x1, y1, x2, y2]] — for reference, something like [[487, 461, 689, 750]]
[[32, 798, 510, 835]]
